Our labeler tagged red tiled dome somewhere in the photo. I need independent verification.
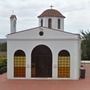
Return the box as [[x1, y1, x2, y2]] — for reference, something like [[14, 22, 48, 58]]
[[38, 9, 65, 18]]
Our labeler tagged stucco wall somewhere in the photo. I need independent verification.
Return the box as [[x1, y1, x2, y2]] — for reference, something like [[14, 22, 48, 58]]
[[7, 39, 80, 80], [39, 17, 64, 30]]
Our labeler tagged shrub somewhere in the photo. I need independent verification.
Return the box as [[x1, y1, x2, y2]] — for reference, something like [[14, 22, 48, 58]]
[[0, 59, 7, 74], [0, 66, 7, 74]]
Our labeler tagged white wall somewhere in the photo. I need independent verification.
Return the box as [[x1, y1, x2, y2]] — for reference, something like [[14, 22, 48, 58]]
[[7, 27, 79, 40], [7, 38, 80, 80], [39, 17, 64, 31], [10, 18, 16, 33]]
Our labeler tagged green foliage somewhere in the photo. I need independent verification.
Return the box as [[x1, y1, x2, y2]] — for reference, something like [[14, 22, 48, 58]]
[[81, 31, 90, 60], [0, 59, 7, 74], [0, 43, 7, 52], [0, 42, 7, 74]]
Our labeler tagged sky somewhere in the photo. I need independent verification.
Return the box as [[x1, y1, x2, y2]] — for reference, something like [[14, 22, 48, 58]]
[[0, 0, 90, 38]]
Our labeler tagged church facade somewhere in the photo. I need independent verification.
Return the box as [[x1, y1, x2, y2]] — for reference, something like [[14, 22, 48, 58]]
[[7, 8, 81, 80]]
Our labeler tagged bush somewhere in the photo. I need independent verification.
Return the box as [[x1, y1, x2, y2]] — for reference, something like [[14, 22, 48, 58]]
[[0, 43, 7, 52], [0, 66, 7, 74], [0, 59, 7, 74]]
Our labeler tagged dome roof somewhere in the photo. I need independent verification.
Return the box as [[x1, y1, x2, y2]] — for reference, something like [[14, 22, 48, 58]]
[[10, 15, 17, 19], [38, 9, 65, 18]]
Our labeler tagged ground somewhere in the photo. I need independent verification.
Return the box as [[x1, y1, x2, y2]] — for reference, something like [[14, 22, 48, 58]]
[[0, 63, 90, 90]]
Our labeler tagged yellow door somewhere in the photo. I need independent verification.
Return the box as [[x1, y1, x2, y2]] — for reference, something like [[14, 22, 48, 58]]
[[58, 50, 70, 78], [14, 50, 26, 77]]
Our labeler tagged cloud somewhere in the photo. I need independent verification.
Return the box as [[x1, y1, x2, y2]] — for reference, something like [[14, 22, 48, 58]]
[[61, 0, 90, 12], [64, 8, 90, 33], [0, 0, 90, 37]]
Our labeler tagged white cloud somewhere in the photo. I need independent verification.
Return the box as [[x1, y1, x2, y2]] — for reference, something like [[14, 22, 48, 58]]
[[0, 0, 90, 37]]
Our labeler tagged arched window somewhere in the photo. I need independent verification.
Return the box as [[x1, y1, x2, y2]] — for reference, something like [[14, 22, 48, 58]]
[[48, 18, 52, 28], [58, 19, 61, 29], [14, 50, 26, 77], [41, 19, 43, 27], [58, 50, 70, 78]]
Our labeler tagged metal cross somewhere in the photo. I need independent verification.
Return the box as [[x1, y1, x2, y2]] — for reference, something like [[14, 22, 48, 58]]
[[50, 5, 53, 9]]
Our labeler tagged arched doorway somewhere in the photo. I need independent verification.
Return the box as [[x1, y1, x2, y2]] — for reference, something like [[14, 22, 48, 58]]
[[31, 45, 52, 78], [58, 50, 70, 78], [14, 50, 26, 77]]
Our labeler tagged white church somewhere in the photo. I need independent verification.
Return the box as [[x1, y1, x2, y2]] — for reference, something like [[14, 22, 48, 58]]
[[7, 7, 81, 80]]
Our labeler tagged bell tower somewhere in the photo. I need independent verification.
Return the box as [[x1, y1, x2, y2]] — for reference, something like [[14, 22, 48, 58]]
[[10, 15, 17, 33], [38, 7, 65, 31]]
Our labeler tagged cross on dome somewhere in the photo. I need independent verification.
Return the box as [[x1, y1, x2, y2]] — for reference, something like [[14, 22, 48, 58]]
[[50, 5, 54, 9]]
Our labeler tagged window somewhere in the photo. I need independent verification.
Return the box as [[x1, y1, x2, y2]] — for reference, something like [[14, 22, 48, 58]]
[[48, 18, 52, 28], [58, 50, 70, 78], [41, 19, 43, 27], [14, 50, 26, 77], [58, 19, 61, 29], [39, 31, 44, 36]]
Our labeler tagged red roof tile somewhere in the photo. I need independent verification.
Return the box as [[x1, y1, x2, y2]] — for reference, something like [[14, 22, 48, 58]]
[[38, 9, 65, 18]]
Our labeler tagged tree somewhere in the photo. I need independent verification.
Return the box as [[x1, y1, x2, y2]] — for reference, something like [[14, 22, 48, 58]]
[[81, 31, 90, 60], [0, 43, 7, 52]]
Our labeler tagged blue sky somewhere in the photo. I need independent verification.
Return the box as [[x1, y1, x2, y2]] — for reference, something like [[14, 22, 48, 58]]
[[0, 0, 90, 38]]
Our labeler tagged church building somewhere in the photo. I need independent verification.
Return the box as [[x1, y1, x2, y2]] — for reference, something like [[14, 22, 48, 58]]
[[7, 8, 81, 80]]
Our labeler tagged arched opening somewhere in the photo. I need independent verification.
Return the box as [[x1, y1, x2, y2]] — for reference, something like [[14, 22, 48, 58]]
[[14, 50, 26, 77], [58, 50, 70, 78], [31, 45, 52, 78], [41, 19, 43, 27], [48, 18, 52, 29], [58, 19, 61, 29]]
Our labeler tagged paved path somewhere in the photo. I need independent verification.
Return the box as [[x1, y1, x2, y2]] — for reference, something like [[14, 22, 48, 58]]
[[0, 64, 90, 90]]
